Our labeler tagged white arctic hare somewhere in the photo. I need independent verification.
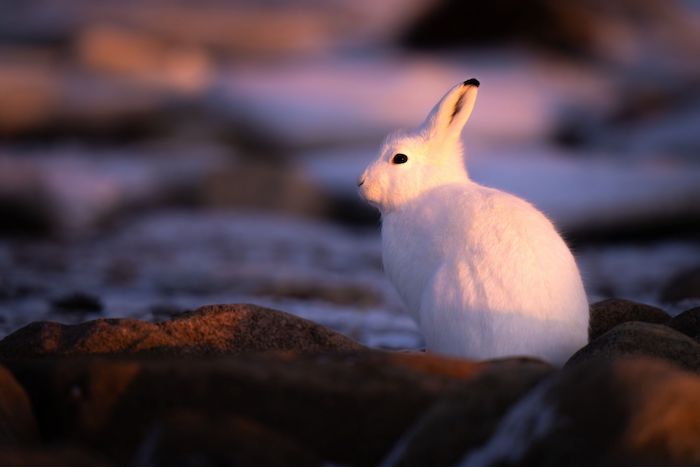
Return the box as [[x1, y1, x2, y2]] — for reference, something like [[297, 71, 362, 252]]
[[358, 79, 589, 365]]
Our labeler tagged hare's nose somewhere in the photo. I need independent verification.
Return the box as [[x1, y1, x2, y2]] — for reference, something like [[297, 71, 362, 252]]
[[357, 178, 365, 187]]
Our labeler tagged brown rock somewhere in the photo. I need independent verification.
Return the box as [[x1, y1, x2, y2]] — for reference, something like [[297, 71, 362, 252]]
[[0, 364, 38, 445], [7, 351, 483, 465], [568, 322, 700, 372], [0, 303, 365, 358], [382, 358, 555, 467], [460, 357, 700, 467], [661, 267, 700, 303], [138, 411, 321, 467], [666, 307, 700, 340], [589, 298, 670, 341], [0, 447, 112, 467]]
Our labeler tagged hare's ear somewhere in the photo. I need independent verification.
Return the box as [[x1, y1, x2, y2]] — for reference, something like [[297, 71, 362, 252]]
[[422, 79, 479, 144]]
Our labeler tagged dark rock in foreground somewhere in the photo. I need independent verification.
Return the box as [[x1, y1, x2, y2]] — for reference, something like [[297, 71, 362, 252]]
[[142, 412, 321, 467], [6, 352, 483, 466], [568, 321, 700, 372], [0, 303, 365, 358], [588, 298, 669, 341], [460, 357, 700, 467], [666, 306, 700, 340], [382, 358, 555, 467], [0, 447, 112, 467], [0, 365, 38, 445], [2, 299, 700, 466]]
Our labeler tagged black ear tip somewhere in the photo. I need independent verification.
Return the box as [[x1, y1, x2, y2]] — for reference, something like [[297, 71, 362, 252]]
[[463, 78, 480, 87]]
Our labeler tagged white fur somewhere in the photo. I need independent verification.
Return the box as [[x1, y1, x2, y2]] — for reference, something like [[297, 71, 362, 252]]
[[358, 81, 588, 365]]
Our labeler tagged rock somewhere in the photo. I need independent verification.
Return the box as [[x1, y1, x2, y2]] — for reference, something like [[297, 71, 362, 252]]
[[661, 267, 700, 303], [0, 364, 38, 445], [202, 163, 329, 218], [0, 447, 112, 467], [403, 0, 593, 53], [0, 194, 55, 238], [0, 303, 366, 358], [254, 280, 384, 307], [589, 298, 670, 341], [401, 0, 700, 66], [0, 158, 56, 238], [51, 292, 103, 314], [382, 358, 555, 467], [0, 60, 58, 137], [137, 411, 321, 467], [666, 307, 700, 340], [567, 322, 700, 372], [6, 351, 483, 465], [460, 357, 700, 467]]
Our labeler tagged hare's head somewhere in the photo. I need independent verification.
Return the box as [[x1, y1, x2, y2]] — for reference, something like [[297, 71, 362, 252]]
[[358, 79, 479, 212]]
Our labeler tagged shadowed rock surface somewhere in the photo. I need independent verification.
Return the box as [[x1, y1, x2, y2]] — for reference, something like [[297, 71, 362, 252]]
[[588, 298, 670, 341], [459, 357, 700, 467], [0, 447, 113, 467], [0, 365, 38, 445], [0, 303, 366, 358], [382, 358, 555, 467], [568, 321, 700, 372], [666, 307, 700, 340], [5, 352, 483, 466], [137, 412, 322, 467]]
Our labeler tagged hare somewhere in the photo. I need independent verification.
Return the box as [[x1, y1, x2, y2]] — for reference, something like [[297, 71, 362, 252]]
[[358, 79, 589, 365]]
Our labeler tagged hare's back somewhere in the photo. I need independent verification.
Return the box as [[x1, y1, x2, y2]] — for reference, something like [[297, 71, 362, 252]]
[[444, 185, 583, 303]]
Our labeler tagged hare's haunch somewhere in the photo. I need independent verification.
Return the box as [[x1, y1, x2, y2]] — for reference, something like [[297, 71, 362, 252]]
[[358, 80, 589, 365]]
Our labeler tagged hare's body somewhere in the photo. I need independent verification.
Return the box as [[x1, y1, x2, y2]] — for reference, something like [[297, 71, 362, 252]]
[[382, 183, 588, 364], [359, 79, 589, 365]]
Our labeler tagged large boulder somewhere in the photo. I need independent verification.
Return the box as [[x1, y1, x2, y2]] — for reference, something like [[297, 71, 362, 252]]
[[6, 351, 483, 466], [666, 307, 700, 340], [0, 303, 365, 358], [382, 358, 555, 467], [0, 364, 38, 445], [588, 298, 670, 341], [138, 411, 321, 467], [567, 321, 700, 372], [459, 357, 700, 467], [0, 447, 112, 467]]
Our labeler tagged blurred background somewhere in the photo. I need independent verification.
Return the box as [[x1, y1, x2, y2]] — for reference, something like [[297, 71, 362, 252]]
[[0, 0, 699, 349]]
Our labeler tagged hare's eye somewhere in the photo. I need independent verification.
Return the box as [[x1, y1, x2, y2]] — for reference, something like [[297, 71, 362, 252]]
[[392, 153, 408, 164]]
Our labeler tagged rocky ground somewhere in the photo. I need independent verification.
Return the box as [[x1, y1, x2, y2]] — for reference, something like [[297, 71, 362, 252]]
[[0, 298, 698, 466]]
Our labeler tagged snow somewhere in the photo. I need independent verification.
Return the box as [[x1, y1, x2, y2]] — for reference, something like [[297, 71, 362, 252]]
[[578, 242, 700, 312], [0, 146, 228, 234]]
